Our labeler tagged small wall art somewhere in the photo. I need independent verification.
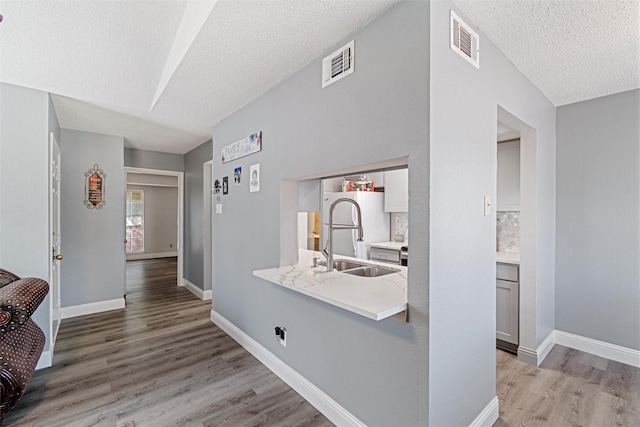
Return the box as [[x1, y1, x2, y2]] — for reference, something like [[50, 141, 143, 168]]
[[234, 167, 242, 185], [221, 131, 262, 163], [222, 176, 229, 194], [250, 164, 260, 193], [84, 164, 106, 209], [213, 179, 221, 194]]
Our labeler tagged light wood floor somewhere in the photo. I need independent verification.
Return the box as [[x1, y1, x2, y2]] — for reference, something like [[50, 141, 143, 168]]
[[6, 258, 639, 426], [5, 258, 332, 427], [494, 346, 640, 426]]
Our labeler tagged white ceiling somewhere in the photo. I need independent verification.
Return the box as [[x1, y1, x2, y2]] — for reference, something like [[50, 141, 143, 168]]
[[454, 0, 640, 106], [1, 0, 638, 154]]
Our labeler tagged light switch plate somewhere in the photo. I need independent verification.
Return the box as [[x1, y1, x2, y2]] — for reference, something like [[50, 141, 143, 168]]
[[484, 196, 491, 216], [215, 204, 222, 214]]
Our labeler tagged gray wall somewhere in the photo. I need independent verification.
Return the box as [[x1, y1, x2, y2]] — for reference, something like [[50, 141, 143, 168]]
[[184, 140, 212, 290], [556, 89, 640, 351], [0, 82, 52, 351], [60, 129, 126, 307], [124, 147, 184, 171], [126, 184, 178, 256], [211, 3, 429, 425], [428, 3, 556, 424]]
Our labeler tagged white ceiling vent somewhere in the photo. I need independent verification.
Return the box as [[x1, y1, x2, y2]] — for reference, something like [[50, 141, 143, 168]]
[[450, 11, 479, 69], [322, 40, 354, 88]]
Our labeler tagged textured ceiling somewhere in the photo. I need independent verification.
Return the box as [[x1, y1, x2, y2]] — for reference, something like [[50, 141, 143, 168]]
[[0, 0, 398, 154], [454, 0, 640, 106], [1, 1, 637, 154]]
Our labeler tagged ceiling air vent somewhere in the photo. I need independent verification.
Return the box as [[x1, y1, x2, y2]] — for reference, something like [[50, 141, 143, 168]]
[[450, 10, 479, 69], [322, 40, 354, 88]]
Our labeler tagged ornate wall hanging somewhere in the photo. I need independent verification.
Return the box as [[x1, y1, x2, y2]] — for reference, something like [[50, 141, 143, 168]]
[[221, 131, 262, 163], [84, 164, 106, 209]]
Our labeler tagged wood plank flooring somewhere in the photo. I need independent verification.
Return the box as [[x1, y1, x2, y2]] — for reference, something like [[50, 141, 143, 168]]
[[494, 346, 640, 426], [6, 258, 640, 426], [5, 258, 332, 427]]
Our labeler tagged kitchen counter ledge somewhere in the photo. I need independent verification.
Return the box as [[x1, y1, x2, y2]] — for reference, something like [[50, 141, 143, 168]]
[[253, 250, 407, 321]]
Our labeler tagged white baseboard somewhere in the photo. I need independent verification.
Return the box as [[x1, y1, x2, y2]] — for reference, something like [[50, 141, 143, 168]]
[[61, 298, 125, 319], [555, 330, 640, 368], [210, 309, 366, 427], [469, 396, 499, 427], [126, 251, 177, 261], [181, 278, 211, 301], [517, 346, 538, 366], [536, 330, 557, 365], [36, 350, 52, 370]]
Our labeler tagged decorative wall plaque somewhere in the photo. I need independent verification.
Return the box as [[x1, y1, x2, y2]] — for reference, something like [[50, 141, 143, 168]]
[[84, 164, 106, 209], [221, 131, 262, 163]]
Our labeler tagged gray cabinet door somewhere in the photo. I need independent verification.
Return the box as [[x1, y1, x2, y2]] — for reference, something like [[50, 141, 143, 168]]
[[496, 279, 519, 344]]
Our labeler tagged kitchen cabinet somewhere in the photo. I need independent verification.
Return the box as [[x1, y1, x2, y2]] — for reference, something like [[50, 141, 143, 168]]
[[497, 140, 520, 211], [370, 246, 401, 264], [384, 169, 408, 212], [496, 263, 519, 349]]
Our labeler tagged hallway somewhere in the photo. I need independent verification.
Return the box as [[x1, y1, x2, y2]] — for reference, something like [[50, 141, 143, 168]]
[[6, 258, 331, 426]]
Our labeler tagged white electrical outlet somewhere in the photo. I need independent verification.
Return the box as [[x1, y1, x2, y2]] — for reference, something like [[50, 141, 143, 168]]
[[215, 203, 222, 214]]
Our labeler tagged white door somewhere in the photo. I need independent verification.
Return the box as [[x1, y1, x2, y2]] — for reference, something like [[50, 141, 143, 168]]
[[49, 133, 62, 346]]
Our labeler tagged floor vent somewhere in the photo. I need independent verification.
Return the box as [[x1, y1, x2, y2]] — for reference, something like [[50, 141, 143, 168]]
[[450, 10, 479, 69], [322, 40, 354, 88]]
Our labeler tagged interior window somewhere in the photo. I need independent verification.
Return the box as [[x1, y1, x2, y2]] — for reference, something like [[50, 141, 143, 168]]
[[125, 190, 144, 253]]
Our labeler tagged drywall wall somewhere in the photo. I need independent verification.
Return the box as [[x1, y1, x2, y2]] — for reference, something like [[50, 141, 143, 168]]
[[0, 82, 52, 350], [429, 2, 556, 425], [184, 140, 212, 290], [556, 89, 640, 351], [210, 3, 429, 425], [60, 129, 126, 307], [126, 184, 178, 256], [124, 147, 184, 171]]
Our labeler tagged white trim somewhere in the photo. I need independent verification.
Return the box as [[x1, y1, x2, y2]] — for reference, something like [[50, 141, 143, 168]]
[[36, 350, 52, 370], [555, 330, 640, 368], [126, 251, 178, 261], [469, 396, 499, 427], [536, 330, 557, 365], [125, 167, 184, 287], [181, 278, 212, 301], [210, 309, 366, 427], [127, 182, 178, 188], [61, 298, 125, 319], [517, 346, 538, 366], [203, 160, 213, 308]]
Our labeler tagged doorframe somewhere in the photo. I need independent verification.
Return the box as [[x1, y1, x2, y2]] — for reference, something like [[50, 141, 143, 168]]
[[124, 167, 185, 286], [48, 132, 62, 352], [203, 160, 213, 300]]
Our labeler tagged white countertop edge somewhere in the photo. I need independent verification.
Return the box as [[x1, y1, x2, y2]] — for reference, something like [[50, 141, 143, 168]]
[[369, 241, 406, 250], [253, 270, 407, 321], [253, 250, 408, 321], [496, 251, 520, 265]]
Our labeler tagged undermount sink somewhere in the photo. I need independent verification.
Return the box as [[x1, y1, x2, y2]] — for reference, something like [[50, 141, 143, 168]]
[[342, 265, 400, 278], [332, 260, 368, 271]]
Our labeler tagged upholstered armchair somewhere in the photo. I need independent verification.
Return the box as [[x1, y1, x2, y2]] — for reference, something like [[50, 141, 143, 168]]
[[0, 269, 48, 423]]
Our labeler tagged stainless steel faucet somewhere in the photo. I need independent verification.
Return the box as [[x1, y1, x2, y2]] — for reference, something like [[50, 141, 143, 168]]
[[323, 198, 364, 272]]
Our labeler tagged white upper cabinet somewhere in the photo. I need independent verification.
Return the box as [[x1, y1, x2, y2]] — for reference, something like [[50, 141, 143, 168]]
[[497, 140, 520, 211], [384, 169, 408, 212]]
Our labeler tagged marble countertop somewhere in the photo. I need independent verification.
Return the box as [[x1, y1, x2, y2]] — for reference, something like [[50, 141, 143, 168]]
[[369, 241, 406, 250], [253, 250, 407, 321], [496, 251, 520, 265]]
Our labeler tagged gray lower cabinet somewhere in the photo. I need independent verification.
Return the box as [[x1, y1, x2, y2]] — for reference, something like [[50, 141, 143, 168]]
[[496, 263, 519, 347]]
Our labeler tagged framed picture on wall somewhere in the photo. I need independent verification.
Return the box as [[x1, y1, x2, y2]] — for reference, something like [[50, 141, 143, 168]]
[[223, 176, 229, 194]]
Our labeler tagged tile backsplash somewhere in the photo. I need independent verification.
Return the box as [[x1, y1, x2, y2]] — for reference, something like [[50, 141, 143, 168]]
[[391, 212, 408, 242], [497, 211, 520, 253]]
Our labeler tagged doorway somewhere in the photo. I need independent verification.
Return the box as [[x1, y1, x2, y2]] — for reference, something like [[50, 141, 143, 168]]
[[49, 132, 62, 350], [124, 167, 184, 291], [496, 106, 538, 365]]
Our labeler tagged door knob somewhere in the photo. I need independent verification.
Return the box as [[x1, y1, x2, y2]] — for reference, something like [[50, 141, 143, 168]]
[[124, 239, 128, 244], [53, 254, 63, 261]]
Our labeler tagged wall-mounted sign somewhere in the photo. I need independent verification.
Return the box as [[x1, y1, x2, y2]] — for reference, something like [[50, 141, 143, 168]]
[[221, 131, 262, 163], [84, 164, 106, 209]]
